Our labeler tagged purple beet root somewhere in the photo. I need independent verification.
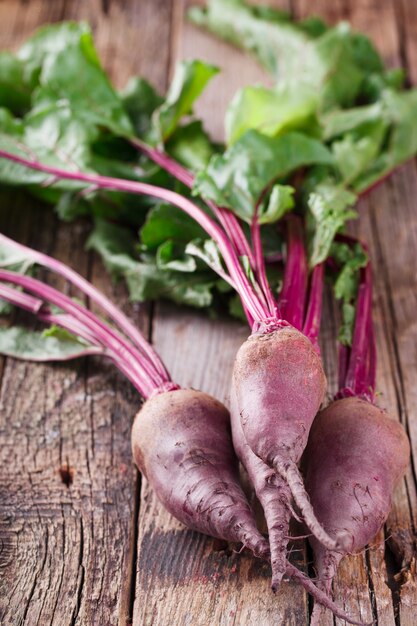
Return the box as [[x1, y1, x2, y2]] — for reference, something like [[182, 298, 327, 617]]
[[232, 326, 346, 552], [230, 385, 292, 590], [132, 388, 269, 558], [304, 397, 410, 625]]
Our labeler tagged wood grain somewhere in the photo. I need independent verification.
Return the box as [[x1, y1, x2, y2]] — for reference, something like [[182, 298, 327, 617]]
[[0, 0, 416, 624]]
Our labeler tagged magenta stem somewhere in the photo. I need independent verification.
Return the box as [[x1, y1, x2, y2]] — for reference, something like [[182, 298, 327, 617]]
[[343, 263, 373, 397], [38, 310, 150, 394], [0, 150, 269, 324], [303, 263, 324, 351], [0, 233, 168, 381], [132, 138, 256, 268], [279, 217, 308, 330], [251, 216, 278, 316], [0, 270, 162, 397], [0, 283, 44, 314]]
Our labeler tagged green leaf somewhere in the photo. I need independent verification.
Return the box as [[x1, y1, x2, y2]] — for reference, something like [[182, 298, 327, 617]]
[[258, 184, 294, 224], [126, 259, 217, 308], [87, 219, 218, 309], [87, 219, 140, 277], [156, 240, 197, 272], [0, 107, 24, 134], [332, 121, 386, 184], [140, 203, 206, 251], [120, 77, 163, 138], [185, 238, 227, 277], [321, 102, 384, 140], [166, 120, 217, 171], [189, 0, 384, 109], [0, 325, 98, 361], [152, 60, 219, 143], [331, 241, 368, 345], [308, 183, 358, 266], [226, 83, 319, 144], [0, 52, 32, 113], [17, 21, 94, 86], [194, 130, 334, 223], [33, 46, 133, 138], [189, 0, 315, 84]]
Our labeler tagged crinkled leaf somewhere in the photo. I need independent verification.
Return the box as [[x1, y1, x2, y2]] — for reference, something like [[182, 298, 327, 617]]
[[17, 21, 94, 86], [120, 77, 163, 138], [156, 240, 197, 272], [140, 203, 206, 251], [331, 241, 368, 345], [152, 60, 219, 143], [0, 52, 32, 114], [308, 183, 358, 266], [185, 239, 227, 277], [353, 88, 417, 191], [166, 120, 217, 171], [321, 102, 384, 140], [0, 325, 99, 361], [194, 130, 333, 223], [190, 0, 384, 109], [258, 184, 294, 224], [86, 219, 140, 277], [332, 121, 386, 184], [226, 83, 319, 144], [126, 259, 217, 308], [34, 48, 133, 138], [0, 107, 24, 134]]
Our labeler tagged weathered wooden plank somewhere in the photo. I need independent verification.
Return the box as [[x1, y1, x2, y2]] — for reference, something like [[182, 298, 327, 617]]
[[0, 1, 170, 624], [0, 200, 136, 626]]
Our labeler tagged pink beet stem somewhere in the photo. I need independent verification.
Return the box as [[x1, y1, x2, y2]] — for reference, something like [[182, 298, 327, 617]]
[[251, 212, 279, 316], [132, 138, 257, 269], [279, 216, 308, 330], [0, 233, 169, 381], [0, 150, 270, 324], [345, 263, 372, 395], [0, 270, 165, 397], [303, 262, 324, 350]]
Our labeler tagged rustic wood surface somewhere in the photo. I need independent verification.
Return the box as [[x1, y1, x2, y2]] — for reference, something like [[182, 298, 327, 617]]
[[0, 0, 416, 625]]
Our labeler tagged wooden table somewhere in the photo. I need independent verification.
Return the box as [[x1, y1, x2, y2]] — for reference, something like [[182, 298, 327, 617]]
[[1, 1, 416, 624]]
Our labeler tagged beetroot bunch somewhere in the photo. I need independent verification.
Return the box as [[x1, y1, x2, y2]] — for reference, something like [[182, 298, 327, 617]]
[[0, 5, 414, 624]]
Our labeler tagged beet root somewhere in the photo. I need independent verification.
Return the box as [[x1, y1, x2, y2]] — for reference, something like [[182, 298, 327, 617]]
[[131, 388, 268, 558], [304, 397, 410, 625], [231, 385, 292, 589], [232, 326, 344, 551]]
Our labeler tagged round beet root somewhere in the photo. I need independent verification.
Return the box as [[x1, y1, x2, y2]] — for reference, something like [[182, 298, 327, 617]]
[[304, 397, 410, 624], [132, 388, 268, 557], [232, 326, 342, 552]]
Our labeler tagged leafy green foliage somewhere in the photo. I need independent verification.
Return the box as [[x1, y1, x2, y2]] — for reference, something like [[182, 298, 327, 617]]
[[166, 121, 217, 171], [0, 53, 31, 114], [308, 183, 357, 266], [1, 10, 417, 319], [194, 130, 333, 222], [226, 83, 319, 144], [331, 241, 368, 345], [151, 60, 218, 144], [87, 219, 221, 310], [120, 77, 164, 138], [0, 323, 99, 362], [189, 0, 385, 110]]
